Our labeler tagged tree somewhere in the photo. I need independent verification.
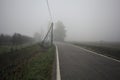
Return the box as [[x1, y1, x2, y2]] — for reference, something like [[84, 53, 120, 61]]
[[33, 32, 42, 43], [0, 34, 12, 45], [12, 33, 22, 45], [12, 33, 33, 45], [54, 21, 66, 41]]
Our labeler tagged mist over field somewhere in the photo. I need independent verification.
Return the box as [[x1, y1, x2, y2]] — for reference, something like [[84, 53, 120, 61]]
[[0, 0, 120, 42]]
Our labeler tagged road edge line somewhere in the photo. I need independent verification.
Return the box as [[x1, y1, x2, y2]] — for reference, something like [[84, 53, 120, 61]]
[[55, 45, 61, 80], [72, 44, 120, 62]]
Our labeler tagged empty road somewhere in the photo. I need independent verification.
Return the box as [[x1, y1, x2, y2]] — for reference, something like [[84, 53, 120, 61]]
[[56, 42, 120, 80]]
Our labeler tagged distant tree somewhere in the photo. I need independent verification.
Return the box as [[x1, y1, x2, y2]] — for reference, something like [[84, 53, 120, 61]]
[[12, 33, 22, 45], [54, 21, 66, 41], [0, 34, 12, 45], [0, 33, 33, 46], [0, 34, 5, 45], [12, 33, 33, 45], [33, 32, 42, 43]]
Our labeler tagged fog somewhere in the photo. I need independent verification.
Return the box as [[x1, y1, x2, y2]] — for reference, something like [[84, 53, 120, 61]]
[[0, 0, 120, 42]]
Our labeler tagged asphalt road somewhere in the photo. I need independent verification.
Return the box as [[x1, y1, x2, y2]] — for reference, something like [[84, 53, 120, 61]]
[[56, 42, 120, 80]]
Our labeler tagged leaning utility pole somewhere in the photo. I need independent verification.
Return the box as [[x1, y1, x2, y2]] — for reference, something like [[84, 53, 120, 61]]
[[46, 0, 54, 46], [41, 0, 54, 47], [51, 22, 53, 45]]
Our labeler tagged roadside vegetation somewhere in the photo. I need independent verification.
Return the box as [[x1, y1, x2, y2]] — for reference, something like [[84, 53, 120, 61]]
[[0, 43, 55, 80], [23, 46, 55, 80], [0, 33, 34, 54], [74, 42, 120, 60], [0, 33, 55, 80]]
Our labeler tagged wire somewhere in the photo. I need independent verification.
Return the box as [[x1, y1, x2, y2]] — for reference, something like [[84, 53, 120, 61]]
[[41, 0, 53, 47], [46, 0, 53, 22]]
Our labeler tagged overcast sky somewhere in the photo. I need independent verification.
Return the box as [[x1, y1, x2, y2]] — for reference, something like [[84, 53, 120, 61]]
[[0, 0, 120, 41]]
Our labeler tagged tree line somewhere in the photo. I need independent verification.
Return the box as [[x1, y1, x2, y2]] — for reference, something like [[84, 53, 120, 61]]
[[0, 21, 67, 46], [0, 33, 33, 45]]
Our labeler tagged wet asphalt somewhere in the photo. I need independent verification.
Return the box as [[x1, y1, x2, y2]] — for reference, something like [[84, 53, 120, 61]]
[[56, 42, 120, 80]]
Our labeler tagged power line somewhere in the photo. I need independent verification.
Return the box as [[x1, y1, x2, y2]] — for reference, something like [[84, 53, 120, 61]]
[[41, 0, 54, 47], [46, 0, 53, 22]]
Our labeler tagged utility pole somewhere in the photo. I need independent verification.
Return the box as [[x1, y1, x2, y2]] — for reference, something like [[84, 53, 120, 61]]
[[41, 0, 53, 47], [46, 0, 54, 46], [51, 22, 53, 46]]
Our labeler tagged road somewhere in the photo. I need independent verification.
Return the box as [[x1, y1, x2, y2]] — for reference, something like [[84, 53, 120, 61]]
[[56, 42, 120, 80]]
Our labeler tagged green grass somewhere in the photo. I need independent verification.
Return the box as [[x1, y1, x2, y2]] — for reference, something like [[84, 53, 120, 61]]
[[0, 43, 33, 54], [23, 46, 55, 80], [0, 46, 11, 54], [0, 44, 55, 80]]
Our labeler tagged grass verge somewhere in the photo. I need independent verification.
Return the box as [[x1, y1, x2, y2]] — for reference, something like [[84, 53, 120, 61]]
[[23, 46, 55, 80], [0, 44, 55, 80]]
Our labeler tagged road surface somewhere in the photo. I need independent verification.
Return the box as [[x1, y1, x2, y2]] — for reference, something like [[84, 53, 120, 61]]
[[56, 42, 120, 80]]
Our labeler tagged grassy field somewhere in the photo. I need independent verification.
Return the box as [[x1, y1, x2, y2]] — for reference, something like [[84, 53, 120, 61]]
[[0, 44, 55, 80], [73, 42, 120, 60], [0, 43, 33, 54], [0, 46, 11, 54]]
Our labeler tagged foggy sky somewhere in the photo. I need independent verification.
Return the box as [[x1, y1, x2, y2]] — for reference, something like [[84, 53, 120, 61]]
[[0, 0, 120, 41]]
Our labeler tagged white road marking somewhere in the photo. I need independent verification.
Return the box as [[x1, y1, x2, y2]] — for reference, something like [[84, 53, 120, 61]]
[[55, 45, 61, 80], [72, 44, 120, 63]]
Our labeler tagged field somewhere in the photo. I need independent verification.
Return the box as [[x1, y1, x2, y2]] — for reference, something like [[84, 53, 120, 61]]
[[0, 43, 34, 54], [0, 44, 55, 80], [73, 42, 120, 60]]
